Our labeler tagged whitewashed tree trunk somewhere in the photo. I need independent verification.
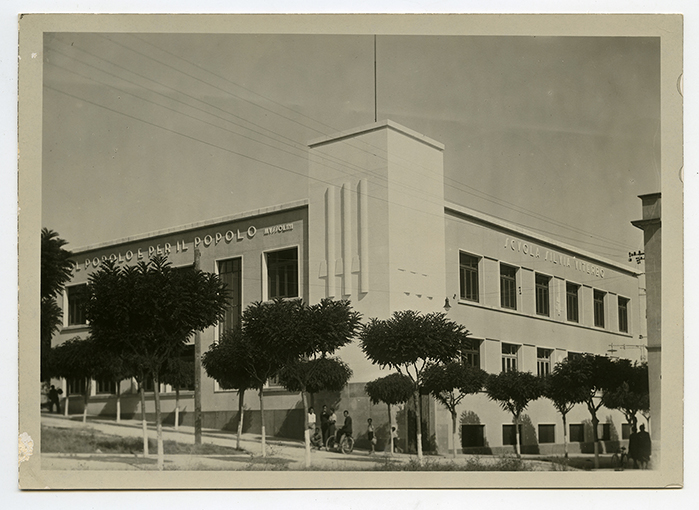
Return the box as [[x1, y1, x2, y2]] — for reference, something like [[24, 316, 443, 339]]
[[259, 387, 266, 457], [302, 391, 311, 468], [153, 376, 164, 471], [140, 384, 149, 457]]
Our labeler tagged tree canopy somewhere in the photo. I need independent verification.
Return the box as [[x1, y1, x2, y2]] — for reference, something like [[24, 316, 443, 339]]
[[484, 370, 543, 419], [41, 228, 74, 380], [601, 359, 649, 427], [422, 361, 487, 412], [364, 373, 415, 407]]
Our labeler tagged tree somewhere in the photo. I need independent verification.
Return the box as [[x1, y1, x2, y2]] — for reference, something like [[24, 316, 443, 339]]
[[542, 368, 588, 459], [359, 310, 470, 461], [160, 354, 195, 430], [86, 255, 229, 470], [92, 350, 138, 425], [276, 298, 360, 467], [422, 362, 487, 458], [552, 353, 616, 468], [484, 370, 543, 458], [364, 373, 414, 455], [48, 337, 103, 423], [40, 228, 74, 381], [202, 327, 257, 450], [601, 360, 650, 430]]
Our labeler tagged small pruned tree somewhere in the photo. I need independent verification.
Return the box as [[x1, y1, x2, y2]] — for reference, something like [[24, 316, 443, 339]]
[[601, 360, 649, 430], [40, 228, 74, 381], [422, 362, 487, 458], [359, 310, 470, 461], [48, 336, 103, 423], [365, 373, 417, 455], [86, 255, 230, 470], [202, 327, 257, 450], [160, 355, 195, 430], [543, 368, 588, 459], [552, 353, 616, 469], [484, 370, 543, 458]]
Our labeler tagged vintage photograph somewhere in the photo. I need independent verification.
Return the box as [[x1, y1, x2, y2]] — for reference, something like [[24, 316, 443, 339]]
[[17, 14, 683, 489]]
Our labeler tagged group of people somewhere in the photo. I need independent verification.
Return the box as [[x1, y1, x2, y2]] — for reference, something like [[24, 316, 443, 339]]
[[627, 423, 652, 469], [306, 406, 389, 455]]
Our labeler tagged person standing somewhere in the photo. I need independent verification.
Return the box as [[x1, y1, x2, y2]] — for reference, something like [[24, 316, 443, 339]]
[[307, 406, 317, 431], [48, 385, 61, 414], [320, 405, 330, 444], [628, 426, 639, 469], [636, 424, 652, 469], [327, 408, 337, 445], [367, 418, 376, 454]]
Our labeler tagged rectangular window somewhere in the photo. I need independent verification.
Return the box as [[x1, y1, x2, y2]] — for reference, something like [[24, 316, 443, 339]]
[[538, 424, 556, 444], [537, 348, 552, 377], [618, 296, 629, 333], [535, 274, 551, 316], [461, 424, 486, 448], [501, 343, 519, 372], [621, 423, 631, 440], [594, 290, 606, 328], [461, 338, 481, 368], [218, 257, 242, 339], [502, 424, 523, 445], [67, 377, 86, 395], [598, 423, 611, 441], [567, 351, 583, 361], [266, 247, 299, 299], [569, 424, 585, 442], [500, 264, 518, 310], [566, 282, 580, 323], [140, 377, 154, 393], [459, 253, 480, 302], [96, 379, 117, 395], [67, 284, 88, 326]]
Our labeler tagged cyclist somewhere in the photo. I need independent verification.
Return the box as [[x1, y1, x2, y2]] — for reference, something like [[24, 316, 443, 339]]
[[336, 410, 353, 442]]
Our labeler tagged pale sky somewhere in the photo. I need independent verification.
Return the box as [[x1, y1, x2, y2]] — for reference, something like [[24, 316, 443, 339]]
[[42, 33, 659, 264]]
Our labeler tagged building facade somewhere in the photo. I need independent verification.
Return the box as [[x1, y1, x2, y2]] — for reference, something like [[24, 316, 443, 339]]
[[50, 121, 644, 455]]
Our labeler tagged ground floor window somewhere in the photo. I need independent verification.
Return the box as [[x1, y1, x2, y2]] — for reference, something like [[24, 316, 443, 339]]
[[538, 424, 556, 444], [67, 377, 86, 395], [598, 423, 611, 441], [502, 424, 523, 445], [621, 423, 631, 440], [96, 379, 116, 395], [569, 424, 585, 442], [461, 424, 485, 448]]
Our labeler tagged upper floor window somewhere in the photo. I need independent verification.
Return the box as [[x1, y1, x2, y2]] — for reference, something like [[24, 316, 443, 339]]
[[535, 274, 551, 317], [218, 257, 242, 339], [566, 282, 580, 323], [501, 343, 519, 372], [266, 247, 298, 299], [67, 284, 88, 326], [500, 264, 518, 310], [593, 290, 606, 328], [461, 338, 481, 369], [459, 253, 480, 302], [618, 296, 629, 333], [537, 348, 553, 377]]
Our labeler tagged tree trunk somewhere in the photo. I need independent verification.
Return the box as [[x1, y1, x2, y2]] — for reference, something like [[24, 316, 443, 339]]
[[115, 381, 121, 424], [259, 386, 267, 457], [302, 391, 311, 468], [414, 390, 423, 461], [591, 413, 600, 469], [236, 389, 245, 450], [153, 375, 164, 471], [174, 386, 180, 430], [451, 410, 458, 459], [388, 403, 394, 455], [140, 383, 149, 457], [82, 379, 90, 424], [513, 414, 521, 458], [562, 412, 569, 459], [64, 389, 69, 417], [194, 331, 202, 445]]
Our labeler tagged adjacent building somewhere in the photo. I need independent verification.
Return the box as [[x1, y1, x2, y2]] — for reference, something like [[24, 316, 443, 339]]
[[50, 120, 644, 455]]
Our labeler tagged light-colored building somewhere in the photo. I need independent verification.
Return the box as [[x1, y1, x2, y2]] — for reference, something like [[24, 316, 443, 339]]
[[51, 120, 644, 455]]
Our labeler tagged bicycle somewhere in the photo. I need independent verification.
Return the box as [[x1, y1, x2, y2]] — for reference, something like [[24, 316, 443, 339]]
[[611, 446, 628, 471], [326, 433, 354, 454]]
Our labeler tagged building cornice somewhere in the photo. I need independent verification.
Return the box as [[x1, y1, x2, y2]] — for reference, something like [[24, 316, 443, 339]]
[[308, 119, 445, 151], [71, 199, 309, 254]]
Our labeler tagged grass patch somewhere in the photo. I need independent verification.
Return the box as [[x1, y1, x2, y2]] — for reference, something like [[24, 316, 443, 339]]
[[41, 425, 245, 456], [372, 455, 532, 471]]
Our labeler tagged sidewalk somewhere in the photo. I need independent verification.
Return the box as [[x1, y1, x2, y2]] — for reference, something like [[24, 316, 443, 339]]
[[41, 414, 409, 471]]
